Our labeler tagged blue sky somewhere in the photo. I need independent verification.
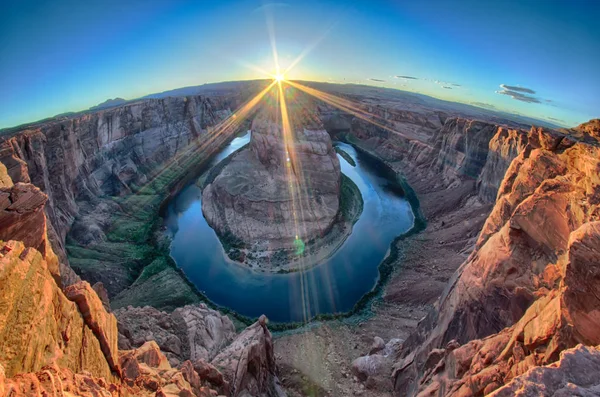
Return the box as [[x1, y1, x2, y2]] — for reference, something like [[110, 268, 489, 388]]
[[1, 0, 598, 128]]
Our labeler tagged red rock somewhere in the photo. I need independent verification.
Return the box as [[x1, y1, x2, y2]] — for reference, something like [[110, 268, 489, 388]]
[[65, 281, 120, 374]]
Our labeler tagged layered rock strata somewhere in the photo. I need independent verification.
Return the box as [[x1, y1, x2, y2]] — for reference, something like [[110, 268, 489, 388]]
[[391, 120, 600, 396], [115, 304, 236, 366], [0, 92, 246, 305], [0, 235, 284, 396], [0, 179, 284, 396], [202, 109, 341, 252]]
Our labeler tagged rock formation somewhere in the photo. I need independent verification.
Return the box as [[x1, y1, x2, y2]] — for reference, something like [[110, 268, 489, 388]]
[[0, 240, 116, 381], [318, 93, 600, 396], [490, 344, 600, 396], [390, 120, 600, 395], [0, 170, 284, 396], [0, 234, 284, 397], [212, 315, 286, 397], [0, 90, 247, 304], [115, 304, 236, 366], [202, 108, 341, 253]]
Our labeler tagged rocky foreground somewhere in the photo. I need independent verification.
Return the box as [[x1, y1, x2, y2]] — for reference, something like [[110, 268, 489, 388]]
[[0, 168, 285, 396], [202, 108, 341, 261]]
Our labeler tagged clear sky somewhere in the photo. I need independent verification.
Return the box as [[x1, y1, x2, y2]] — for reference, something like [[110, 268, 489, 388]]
[[1, 0, 599, 129]]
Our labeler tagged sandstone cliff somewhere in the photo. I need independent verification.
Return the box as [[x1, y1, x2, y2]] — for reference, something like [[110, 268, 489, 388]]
[[0, 191, 285, 397], [390, 120, 600, 396], [202, 109, 341, 253], [0, 90, 252, 308]]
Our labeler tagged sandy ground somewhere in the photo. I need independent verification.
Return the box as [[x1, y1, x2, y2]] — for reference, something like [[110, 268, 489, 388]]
[[274, 174, 493, 396]]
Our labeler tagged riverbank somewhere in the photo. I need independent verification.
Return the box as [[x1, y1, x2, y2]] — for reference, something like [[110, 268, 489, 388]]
[[67, 127, 251, 312], [334, 146, 356, 167]]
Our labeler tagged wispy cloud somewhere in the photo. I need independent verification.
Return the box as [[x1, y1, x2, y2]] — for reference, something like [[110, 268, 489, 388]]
[[496, 84, 546, 104], [452, 83, 461, 87], [499, 84, 535, 94], [471, 101, 497, 110], [368, 78, 385, 82], [395, 75, 418, 80], [547, 116, 565, 122], [442, 86, 452, 89]]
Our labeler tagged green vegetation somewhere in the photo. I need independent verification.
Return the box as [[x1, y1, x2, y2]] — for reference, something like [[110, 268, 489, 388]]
[[66, 129, 254, 316], [335, 146, 356, 167], [339, 173, 363, 224], [66, 124, 425, 332]]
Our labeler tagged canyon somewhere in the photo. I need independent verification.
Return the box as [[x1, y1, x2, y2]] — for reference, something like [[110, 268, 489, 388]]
[[0, 80, 599, 396]]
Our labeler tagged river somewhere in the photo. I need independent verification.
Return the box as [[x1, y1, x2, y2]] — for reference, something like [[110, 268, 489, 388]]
[[164, 131, 414, 322]]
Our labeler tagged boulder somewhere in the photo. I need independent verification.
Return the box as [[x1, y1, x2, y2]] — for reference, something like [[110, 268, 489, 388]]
[[211, 316, 286, 397]]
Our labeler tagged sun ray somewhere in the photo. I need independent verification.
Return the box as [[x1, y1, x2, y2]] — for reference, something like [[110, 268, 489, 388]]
[[113, 81, 277, 219], [285, 80, 436, 152], [283, 22, 337, 75]]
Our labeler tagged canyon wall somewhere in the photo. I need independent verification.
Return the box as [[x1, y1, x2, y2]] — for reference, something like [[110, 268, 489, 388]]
[[0, 91, 262, 308], [391, 121, 600, 396], [320, 95, 600, 396], [0, 94, 236, 255], [0, 178, 285, 396]]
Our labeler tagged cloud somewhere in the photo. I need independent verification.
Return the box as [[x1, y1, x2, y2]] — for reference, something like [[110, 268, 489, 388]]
[[548, 117, 565, 122], [500, 84, 536, 94], [368, 78, 386, 82], [471, 102, 497, 110], [496, 85, 542, 103], [452, 83, 461, 87], [395, 75, 418, 80], [442, 86, 452, 89]]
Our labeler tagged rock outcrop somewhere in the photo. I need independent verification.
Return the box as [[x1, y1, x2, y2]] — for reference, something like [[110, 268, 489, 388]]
[[202, 108, 341, 252], [0, 182, 59, 280], [490, 344, 600, 396], [0, 235, 284, 397], [115, 304, 236, 366], [212, 315, 285, 397], [0, 240, 116, 380], [391, 120, 600, 396]]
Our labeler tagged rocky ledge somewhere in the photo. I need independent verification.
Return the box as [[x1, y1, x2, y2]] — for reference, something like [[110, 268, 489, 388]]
[[0, 176, 286, 397], [202, 108, 341, 269]]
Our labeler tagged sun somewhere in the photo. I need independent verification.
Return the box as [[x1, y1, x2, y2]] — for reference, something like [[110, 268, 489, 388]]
[[274, 73, 285, 82]]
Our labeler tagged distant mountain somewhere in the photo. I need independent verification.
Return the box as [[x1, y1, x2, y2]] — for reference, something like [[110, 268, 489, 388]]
[[89, 98, 128, 111], [141, 80, 264, 99]]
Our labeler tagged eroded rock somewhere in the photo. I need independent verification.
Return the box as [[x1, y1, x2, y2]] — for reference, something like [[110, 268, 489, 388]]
[[202, 109, 341, 254], [212, 316, 286, 397], [115, 304, 236, 366]]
